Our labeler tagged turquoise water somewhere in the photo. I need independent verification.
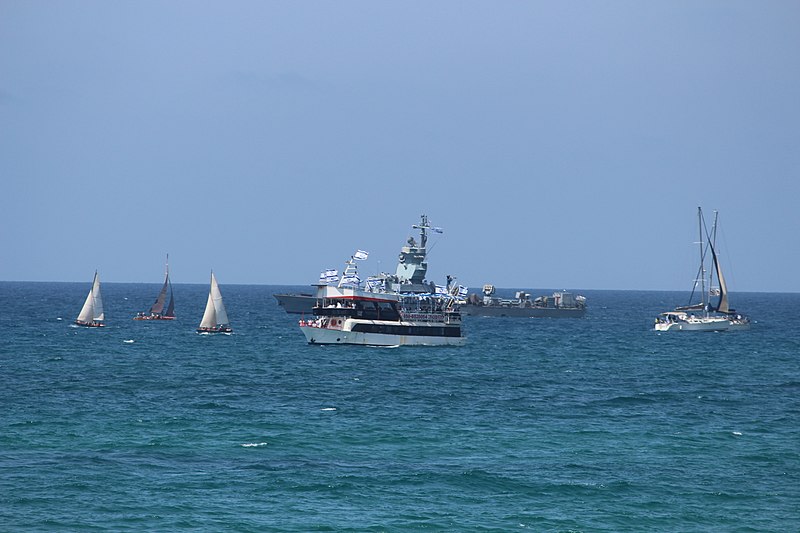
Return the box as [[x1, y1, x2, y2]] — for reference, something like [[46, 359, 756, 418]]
[[1, 282, 798, 531]]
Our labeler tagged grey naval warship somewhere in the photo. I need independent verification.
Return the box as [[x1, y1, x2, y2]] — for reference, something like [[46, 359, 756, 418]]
[[273, 292, 316, 314], [274, 215, 447, 314], [460, 284, 587, 318]]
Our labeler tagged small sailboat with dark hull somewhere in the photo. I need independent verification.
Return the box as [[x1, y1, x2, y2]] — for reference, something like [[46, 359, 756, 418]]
[[197, 271, 232, 334], [134, 256, 175, 320], [75, 271, 105, 327]]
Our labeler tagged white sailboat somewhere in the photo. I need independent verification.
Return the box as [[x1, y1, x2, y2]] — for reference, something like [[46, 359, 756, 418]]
[[655, 207, 748, 332], [134, 255, 175, 320], [197, 271, 232, 333], [75, 271, 105, 327]]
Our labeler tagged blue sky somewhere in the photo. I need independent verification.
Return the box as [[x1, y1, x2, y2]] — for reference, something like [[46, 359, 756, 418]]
[[1, 1, 798, 291]]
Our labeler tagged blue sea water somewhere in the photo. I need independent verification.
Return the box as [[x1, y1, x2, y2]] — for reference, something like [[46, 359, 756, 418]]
[[0, 282, 798, 531]]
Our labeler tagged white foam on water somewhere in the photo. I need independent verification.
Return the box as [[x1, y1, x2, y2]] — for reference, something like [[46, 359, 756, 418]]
[[733, 431, 743, 436], [320, 407, 337, 411], [123, 339, 135, 344], [241, 442, 268, 447]]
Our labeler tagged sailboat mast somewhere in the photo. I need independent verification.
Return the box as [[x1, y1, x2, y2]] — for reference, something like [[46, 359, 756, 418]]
[[697, 207, 707, 315]]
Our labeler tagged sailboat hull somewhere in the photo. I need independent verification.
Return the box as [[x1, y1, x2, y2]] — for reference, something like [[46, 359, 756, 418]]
[[196, 326, 232, 334], [133, 315, 176, 321], [75, 320, 105, 328], [655, 316, 729, 332]]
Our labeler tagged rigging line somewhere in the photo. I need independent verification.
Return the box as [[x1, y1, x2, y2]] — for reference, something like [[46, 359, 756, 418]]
[[424, 236, 441, 258]]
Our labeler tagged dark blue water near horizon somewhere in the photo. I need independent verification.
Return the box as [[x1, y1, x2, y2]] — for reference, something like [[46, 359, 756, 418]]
[[1, 282, 798, 531]]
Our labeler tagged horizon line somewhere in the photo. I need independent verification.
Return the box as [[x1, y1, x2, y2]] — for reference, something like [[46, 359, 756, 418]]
[[0, 279, 793, 294]]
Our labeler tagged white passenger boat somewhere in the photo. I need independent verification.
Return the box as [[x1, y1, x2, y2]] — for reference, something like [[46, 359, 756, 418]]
[[299, 284, 464, 346]]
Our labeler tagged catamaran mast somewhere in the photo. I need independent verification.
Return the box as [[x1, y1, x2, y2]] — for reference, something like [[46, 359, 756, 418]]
[[697, 207, 707, 316]]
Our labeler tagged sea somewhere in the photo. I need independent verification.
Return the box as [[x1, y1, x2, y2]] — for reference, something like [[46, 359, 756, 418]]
[[1, 282, 798, 532]]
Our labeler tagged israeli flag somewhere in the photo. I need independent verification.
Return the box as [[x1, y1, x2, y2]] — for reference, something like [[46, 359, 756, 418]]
[[366, 277, 385, 292], [458, 285, 469, 297], [435, 284, 447, 295], [319, 269, 339, 284], [341, 274, 361, 286], [353, 249, 369, 261]]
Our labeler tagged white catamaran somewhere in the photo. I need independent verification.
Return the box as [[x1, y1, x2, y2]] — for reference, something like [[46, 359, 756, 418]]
[[134, 255, 175, 320], [197, 271, 232, 333], [655, 207, 750, 332], [75, 271, 105, 327]]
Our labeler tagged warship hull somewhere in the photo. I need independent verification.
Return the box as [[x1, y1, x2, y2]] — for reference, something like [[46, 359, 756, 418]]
[[462, 286, 586, 318], [460, 305, 585, 318], [274, 293, 316, 314]]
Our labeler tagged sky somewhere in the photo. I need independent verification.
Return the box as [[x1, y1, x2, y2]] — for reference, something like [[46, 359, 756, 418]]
[[1, 1, 799, 292]]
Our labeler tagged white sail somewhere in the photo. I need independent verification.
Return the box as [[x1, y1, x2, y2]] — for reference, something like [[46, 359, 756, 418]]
[[77, 271, 103, 323], [92, 272, 104, 321], [210, 272, 229, 326], [198, 291, 217, 329], [77, 287, 95, 323]]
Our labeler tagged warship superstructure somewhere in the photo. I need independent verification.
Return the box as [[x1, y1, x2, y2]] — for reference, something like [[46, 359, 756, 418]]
[[275, 215, 446, 313], [298, 215, 465, 346]]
